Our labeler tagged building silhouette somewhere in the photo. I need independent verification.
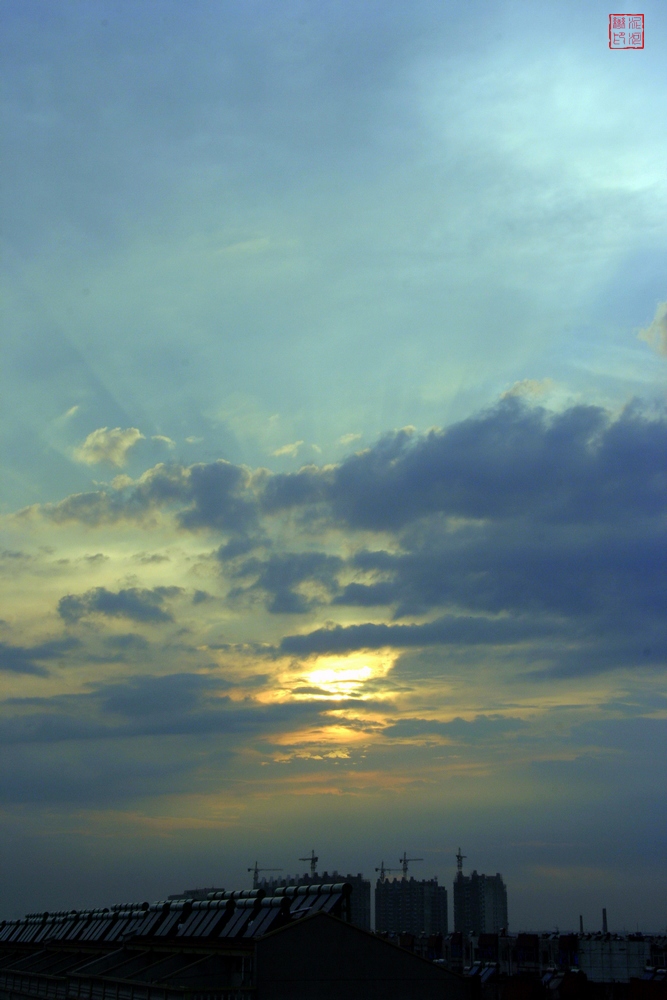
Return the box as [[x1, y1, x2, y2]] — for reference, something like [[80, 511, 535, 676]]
[[375, 877, 448, 936], [453, 869, 507, 934], [0, 886, 468, 1000], [261, 870, 371, 931]]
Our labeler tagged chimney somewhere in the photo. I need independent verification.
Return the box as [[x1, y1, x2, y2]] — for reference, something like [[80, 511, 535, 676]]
[[602, 908, 608, 933], [579, 915, 584, 934]]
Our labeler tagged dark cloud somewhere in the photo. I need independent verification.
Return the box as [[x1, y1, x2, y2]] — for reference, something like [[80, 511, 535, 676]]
[[192, 589, 212, 604], [177, 461, 257, 532], [36, 460, 256, 534], [279, 614, 557, 656], [260, 464, 329, 513], [35, 400, 666, 537], [0, 638, 81, 676], [229, 551, 343, 613], [332, 580, 396, 607], [39, 489, 155, 527], [524, 629, 667, 680], [290, 685, 338, 696], [383, 714, 527, 741], [57, 586, 182, 624], [25, 400, 667, 677], [334, 519, 667, 620], [0, 672, 361, 751], [95, 671, 233, 717], [103, 633, 150, 651], [216, 534, 264, 560], [260, 401, 667, 532]]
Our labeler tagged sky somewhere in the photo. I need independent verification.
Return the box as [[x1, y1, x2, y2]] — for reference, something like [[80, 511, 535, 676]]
[[1, 0, 666, 932]]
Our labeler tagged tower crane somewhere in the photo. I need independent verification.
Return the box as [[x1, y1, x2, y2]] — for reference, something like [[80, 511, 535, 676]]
[[374, 860, 401, 882], [456, 847, 467, 874], [299, 850, 319, 875], [247, 862, 283, 890], [399, 851, 423, 878]]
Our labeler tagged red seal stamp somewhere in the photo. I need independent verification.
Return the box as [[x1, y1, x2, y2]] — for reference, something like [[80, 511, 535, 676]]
[[609, 13, 644, 48]]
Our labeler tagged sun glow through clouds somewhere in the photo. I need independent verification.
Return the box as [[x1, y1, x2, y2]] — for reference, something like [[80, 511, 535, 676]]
[[297, 653, 394, 700]]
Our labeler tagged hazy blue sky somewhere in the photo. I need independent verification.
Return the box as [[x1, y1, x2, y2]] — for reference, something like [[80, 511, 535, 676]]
[[1, 0, 666, 930]]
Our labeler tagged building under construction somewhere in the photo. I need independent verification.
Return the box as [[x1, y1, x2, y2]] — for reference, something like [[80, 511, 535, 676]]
[[375, 876, 448, 936], [453, 849, 508, 935]]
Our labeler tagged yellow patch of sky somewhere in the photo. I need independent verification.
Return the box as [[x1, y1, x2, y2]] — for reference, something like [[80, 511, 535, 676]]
[[270, 724, 369, 749], [271, 749, 352, 763], [274, 651, 397, 702]]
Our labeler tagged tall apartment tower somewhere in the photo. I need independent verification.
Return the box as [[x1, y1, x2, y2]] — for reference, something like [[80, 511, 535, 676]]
[[454, 868, 508, 935], [375, 877, 448, 936]]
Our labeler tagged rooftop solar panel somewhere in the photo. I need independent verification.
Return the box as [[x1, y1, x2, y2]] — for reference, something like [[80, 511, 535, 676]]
[[193, 906, 234, 939], [217, 899, 258, 939]]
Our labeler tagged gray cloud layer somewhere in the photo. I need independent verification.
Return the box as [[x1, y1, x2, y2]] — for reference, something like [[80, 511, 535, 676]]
[[0, 639, 81, 676], [31, 399, 667, 678], [0, 671, 374, 751], [37, 400, 666, 532], [57, 586, 183, 624]]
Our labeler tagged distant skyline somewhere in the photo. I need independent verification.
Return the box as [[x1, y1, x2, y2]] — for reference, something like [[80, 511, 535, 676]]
[[1, 0, 665, 931]]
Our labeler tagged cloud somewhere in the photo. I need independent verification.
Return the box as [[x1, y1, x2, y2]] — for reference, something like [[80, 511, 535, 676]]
[[33, 459, 256, 532], [0, 672, 346, 748], [73, 427, 145, 467], [192, 589, 212, 604], [272, 440, 304, 458], [20, 399, 666, 679], [383, 714, 527, 742], [229, 551, 343, 614], [501, 378, 554, 399], [279, 613, 557, 656], [21, 401, 667, 668], [38, 402, 667, 537], [177, 461, 258, 532], [96, 671, 233, 718], [263, 400, 667, 530], [216, 535, 263, 560], [0, 638, 80, 675], [57, 586, 182, 624], [638, 301, 667, 357], [339, 433, 362, 445], [151, 435, 176, 448], [337, 517, 667, 620], [103, 633, 150, 651]]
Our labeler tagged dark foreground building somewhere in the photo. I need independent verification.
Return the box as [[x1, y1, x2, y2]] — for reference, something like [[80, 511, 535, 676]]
[[260, 870, 371, 931], [0, 884, 468, 1000]]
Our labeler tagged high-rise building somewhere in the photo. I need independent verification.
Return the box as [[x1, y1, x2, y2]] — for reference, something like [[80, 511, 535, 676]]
[[375, 877, 448, 936], [453, 869, 508, 934]]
